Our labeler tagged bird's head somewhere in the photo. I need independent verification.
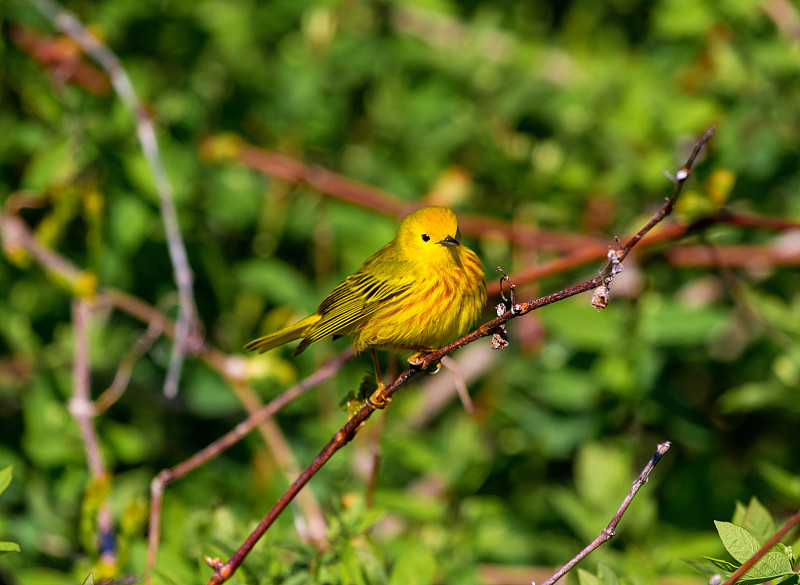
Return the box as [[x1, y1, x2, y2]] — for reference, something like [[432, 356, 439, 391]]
[[396, 206, 464, 265]]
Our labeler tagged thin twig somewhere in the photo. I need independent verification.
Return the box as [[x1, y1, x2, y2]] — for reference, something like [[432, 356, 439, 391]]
[[721, 508, 800, 585], [411, 343, 496, 428], [68, 299, 116, 566], [28, 0, 198, 398], [489, 210, 800, 298], [146, 350, 352, 580], [440, 355, 474, 414], [540, 441, 672, 585], [69, 300, 104, 478], [206, 128, 714, 584], [94, 321, 162, 415]]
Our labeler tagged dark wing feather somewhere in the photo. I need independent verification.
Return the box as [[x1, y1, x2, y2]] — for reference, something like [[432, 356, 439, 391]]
[[301, 268, 413, 345]]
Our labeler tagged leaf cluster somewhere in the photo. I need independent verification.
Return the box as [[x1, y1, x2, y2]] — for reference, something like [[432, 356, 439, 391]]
[[688, 498, 799, 585]]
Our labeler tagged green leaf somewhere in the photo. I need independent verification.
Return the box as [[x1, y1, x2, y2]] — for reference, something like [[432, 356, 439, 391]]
[[758, 462, 800, 502], [388, 541, 437, 585], [235, 257, 314, 310], [0, 541, 21, 555], [575, 443, 631, 513], [109, 194, 154, 254], [740, 497, 775, 546], [715, 521, 761, 563], [339, 541, 367, 585], [0, 466, 11, 496], [701, 556, 739, 574], [740, 551, 796, 584], [597, 562, 620, 585], [577, 568, 601, 585], [685, 557, 737, 577]]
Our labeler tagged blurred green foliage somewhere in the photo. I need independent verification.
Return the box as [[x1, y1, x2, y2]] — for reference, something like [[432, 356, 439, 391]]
[[1, 0, 800, 584]]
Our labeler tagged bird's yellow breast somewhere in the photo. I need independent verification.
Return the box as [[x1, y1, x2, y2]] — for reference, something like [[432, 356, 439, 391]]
[[350, 245, 486, 352]]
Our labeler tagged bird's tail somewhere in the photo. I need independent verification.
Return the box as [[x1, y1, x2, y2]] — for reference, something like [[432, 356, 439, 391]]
[[244, 314, 320, 354]]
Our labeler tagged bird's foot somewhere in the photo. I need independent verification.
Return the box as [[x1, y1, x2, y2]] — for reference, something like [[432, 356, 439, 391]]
[[366, 382, 390, 410], [407, 351, 430, 367], [407, 351, 442, 375]]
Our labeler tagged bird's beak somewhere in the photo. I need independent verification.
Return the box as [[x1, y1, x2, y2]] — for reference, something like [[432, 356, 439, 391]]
[[437, 235, 460, 246]]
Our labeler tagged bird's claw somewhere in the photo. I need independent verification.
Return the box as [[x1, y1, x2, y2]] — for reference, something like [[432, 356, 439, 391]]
[[407, 352, 442, 375], [407, 351, 431, 367], [366, 383, 390, 410]]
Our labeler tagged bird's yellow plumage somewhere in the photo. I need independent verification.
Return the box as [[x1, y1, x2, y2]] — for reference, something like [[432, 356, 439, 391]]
[[245, 206, 486, 387]]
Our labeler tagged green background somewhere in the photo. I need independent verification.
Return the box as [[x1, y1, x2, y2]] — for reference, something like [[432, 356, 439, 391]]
[[1, 0, 799, 583]]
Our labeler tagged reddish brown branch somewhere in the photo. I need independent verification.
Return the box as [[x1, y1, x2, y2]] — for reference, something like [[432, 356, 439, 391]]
[[219, 132, 800, 301], [9, 25, 111, 95], [487, 206, 800, 297], [206, 367, 418, 584], [147, 350, 352, 578], [206, 127, 714, 584], [206, 138, 601, 253], [220, 132, 800, 292]]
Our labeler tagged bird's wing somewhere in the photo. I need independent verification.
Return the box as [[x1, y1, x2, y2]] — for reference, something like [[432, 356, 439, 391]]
[[301, 268, 413, 345]]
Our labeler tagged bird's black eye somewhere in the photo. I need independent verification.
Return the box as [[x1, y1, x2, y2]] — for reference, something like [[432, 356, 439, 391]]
[[421, 233, 430, 242]]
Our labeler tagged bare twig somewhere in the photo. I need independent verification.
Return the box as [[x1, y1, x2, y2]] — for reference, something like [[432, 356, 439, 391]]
[[487, 210, 800, 298], [205, 128, 714, 584], [28, 0, 198, 398], [721, 508, 800, 585], [440, 355, 474, 414], [540, 441, 672, 585], [69, 300, 105, 479], [94, 321, 162, 415], [206, 368, 418, 584], [411, 343, 496, 428], [68, 299, 116, 566]]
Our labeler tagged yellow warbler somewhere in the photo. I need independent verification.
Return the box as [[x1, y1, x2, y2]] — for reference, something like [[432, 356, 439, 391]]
[[245, 206, 486, 404]]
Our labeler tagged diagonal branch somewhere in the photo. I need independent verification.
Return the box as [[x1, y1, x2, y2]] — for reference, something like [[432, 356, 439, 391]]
[[541, 441, 672, 585], [147, 350, 353, 582], [206, 126, 715, 584], [28, 0, 198, 398]]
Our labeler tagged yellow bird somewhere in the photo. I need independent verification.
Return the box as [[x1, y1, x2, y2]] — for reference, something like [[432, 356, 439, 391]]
[[245, 206, 487, 406]]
